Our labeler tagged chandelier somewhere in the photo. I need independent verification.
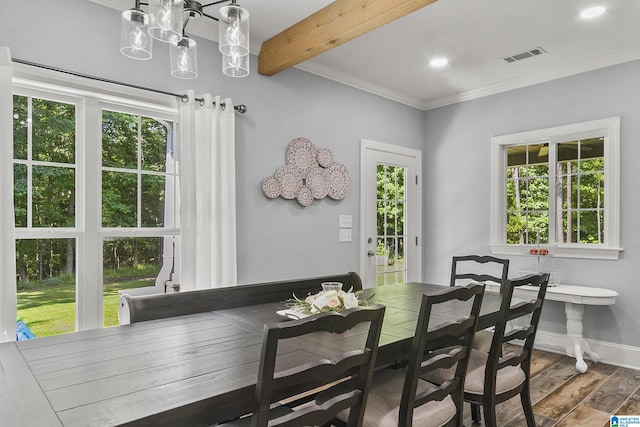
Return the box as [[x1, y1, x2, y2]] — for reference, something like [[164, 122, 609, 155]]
[[120, 0, 250, 79]]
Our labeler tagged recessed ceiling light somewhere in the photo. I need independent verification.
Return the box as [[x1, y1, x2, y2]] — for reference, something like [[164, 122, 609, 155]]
[[430, 58, 448, 68], [580, 6, 606, 19]]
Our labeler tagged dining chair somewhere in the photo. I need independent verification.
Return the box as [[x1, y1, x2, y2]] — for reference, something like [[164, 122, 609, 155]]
[[450, 255, 510, 351], [334, 283, 485, 427], [430, 273, 549, 427], [218, 304, 385, 427]]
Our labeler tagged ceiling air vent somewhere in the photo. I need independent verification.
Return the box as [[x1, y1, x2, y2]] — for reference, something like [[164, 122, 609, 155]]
[[503, 47, 547, 63]]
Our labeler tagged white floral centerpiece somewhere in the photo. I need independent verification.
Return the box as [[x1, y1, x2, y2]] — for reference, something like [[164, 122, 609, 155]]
[[286, 282, 367, 316]]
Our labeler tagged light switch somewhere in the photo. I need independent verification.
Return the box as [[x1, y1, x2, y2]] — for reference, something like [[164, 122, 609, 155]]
[[339, 229, 352, 242], [339, 214, 352, 228]]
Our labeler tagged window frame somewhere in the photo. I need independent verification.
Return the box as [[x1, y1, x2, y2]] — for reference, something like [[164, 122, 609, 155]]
[[12, 63, 180, 331], [490, 117, 621, 260]]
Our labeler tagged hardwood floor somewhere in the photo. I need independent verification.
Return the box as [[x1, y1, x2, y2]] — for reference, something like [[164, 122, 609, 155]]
[[463, 347, 640, 427]]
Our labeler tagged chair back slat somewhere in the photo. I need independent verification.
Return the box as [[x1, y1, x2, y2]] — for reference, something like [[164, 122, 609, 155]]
[[273, 349, 371, 389], [505, 300, 542, 321], [418, 346, 466, 373], [502, 325, 535, 343], [497, 351, 528, 369], [412, 380, 460, 409], [274, 390, 362, 427]]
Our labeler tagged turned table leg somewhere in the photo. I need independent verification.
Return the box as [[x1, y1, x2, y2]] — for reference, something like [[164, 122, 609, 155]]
[[564, 302, 600, 373]]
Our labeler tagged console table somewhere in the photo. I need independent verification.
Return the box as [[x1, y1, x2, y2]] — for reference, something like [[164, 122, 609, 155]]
[[485, 283, 617, 373]]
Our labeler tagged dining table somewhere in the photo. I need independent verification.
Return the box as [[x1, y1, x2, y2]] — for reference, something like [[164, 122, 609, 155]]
[[0, 282, 504, 426]]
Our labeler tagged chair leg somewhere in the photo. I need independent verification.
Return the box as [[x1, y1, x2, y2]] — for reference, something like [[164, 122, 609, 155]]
[[520, 388, 537, 427], [482, 403, 498, 427], [470, 403, 481, 423]]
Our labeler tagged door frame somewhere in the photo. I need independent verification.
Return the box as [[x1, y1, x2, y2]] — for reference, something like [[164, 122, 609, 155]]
[[359, 139, 422, 287]]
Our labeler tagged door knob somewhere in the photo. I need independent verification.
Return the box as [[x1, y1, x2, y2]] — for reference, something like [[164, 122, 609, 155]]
[[367, 250, 375, 257]]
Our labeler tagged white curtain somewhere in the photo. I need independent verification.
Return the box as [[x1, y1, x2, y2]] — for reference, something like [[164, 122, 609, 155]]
[[0, 47, 17, 342], [178, 91, 237, 290]]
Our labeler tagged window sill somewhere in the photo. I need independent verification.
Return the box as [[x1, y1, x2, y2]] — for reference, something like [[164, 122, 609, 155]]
[[490, 244, 623, 260]]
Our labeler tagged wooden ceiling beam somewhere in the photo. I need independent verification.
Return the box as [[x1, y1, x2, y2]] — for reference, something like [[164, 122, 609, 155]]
[[258, 0, 439, 76]]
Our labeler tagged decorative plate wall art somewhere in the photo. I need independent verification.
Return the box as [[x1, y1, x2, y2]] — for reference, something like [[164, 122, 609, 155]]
[[262, 137, 350, 207], [316, 147, 334, 168], [326, 163, 350, 200], [306, 166, 329, 199], [296, 186, 314, 207], [286, 137, 318, 173], [275, 165, 303, 200], [262, 176, 281, 199]]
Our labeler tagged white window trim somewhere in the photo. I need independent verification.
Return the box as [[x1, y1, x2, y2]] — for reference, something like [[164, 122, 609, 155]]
[[490, 117, 622, 260]]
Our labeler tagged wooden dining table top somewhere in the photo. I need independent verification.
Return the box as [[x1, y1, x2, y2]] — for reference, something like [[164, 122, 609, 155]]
[[0, 282, 503, 427]]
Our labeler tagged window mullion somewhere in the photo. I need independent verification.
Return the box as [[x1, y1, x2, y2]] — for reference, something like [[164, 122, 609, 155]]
[[137, 114, 142, 229], [26, 96, 33, 228], [78, 97, 103, 331], [548, 139, 557, 244]]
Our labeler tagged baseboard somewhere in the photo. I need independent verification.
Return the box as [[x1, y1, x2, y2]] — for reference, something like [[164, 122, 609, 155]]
[[534, 330, 640, 371]]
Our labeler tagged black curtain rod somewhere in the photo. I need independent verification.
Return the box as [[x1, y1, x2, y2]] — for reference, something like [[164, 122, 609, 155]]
[[11, 58, 247, 114]]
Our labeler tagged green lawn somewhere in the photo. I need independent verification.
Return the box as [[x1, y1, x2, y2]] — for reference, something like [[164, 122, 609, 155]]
[[17, 278, 155, 338]]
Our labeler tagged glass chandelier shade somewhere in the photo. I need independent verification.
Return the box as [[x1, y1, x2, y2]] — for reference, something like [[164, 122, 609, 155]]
[[120, 9, 153, 60], [148, 0, 183, 43], [222, 52, 249, 77], [219, 3, 249, 57], [171, 36, 198, 79]]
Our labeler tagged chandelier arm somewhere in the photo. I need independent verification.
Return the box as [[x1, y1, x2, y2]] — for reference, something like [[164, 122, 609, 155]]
[[201, 12, 219, 21], [182, 15, 192, 32]]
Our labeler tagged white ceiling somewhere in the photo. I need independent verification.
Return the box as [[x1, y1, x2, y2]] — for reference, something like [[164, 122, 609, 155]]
[[93, 0, 640, 110]]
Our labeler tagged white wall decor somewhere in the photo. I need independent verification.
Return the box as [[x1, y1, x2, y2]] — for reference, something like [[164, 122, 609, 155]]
[[262, 137, 350, 206]]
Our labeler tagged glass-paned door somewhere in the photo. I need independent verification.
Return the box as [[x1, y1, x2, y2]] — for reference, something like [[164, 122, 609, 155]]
[[361, 140, 421, 288]]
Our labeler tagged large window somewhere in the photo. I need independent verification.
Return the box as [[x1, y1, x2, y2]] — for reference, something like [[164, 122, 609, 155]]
[[13, 76, 179, 337], [490, 117, 621, 260]]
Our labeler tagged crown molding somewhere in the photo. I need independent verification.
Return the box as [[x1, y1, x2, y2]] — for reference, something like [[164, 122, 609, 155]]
[[298, 46, 640, 112]]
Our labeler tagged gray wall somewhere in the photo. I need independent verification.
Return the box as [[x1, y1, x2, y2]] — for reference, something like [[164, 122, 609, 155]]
[[423, 60, 640, 347]]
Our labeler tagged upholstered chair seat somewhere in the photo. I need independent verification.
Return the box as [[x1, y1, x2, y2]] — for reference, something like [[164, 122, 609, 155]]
[[427, 348, 526, 396], [349, 369, 457, 427]]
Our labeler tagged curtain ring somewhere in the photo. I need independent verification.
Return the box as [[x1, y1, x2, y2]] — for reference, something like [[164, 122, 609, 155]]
[[212, 101, 226, 110]]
